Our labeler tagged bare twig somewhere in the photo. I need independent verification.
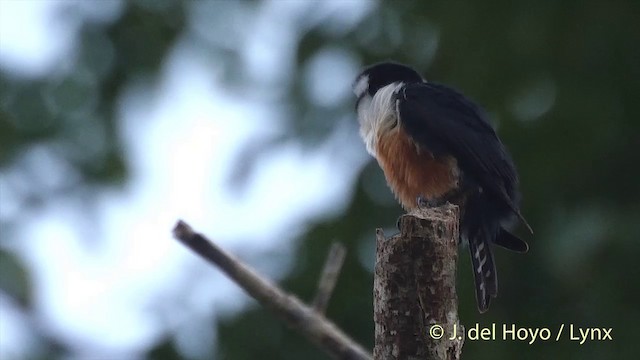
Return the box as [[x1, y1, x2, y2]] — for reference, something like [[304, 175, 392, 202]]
[[172, 220, 372, 360], [373, 204, 464, 360], [312, 242, 347, 314]]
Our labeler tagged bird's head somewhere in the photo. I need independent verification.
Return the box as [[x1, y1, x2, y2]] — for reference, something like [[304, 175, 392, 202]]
[[353, 62, 423, 103], [353, 62, 423, 156]]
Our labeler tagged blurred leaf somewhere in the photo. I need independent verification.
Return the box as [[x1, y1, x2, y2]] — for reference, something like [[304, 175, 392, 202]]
[[0, 249, 31, 307], [148, 339, 183, 360]]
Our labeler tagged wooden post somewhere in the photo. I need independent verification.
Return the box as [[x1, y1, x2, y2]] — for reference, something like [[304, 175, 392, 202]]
[[373, 204, 464, 360]]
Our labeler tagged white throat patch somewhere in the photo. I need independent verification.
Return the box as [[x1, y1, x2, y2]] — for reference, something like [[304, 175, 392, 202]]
[[356, 82, 404, 157]]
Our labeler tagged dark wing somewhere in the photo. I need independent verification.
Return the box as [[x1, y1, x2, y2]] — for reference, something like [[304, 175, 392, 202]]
[[398, 82, 532, 232], [494, 228, 529, 253]]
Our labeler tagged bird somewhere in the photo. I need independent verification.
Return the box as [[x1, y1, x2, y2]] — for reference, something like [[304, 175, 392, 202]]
[[353, 61, 532, 313]]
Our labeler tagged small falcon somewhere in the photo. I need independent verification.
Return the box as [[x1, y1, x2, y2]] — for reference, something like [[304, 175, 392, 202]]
[[353, 62, 532, 313]]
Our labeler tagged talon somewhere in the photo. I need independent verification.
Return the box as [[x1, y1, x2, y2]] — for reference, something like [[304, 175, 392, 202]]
[[416, 195, 429, 208], [417, 195, 448, 208]]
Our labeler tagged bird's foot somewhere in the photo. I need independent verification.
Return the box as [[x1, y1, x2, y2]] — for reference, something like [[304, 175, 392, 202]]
[[416, 195, 447, 208], [416, 195, 432, 208]]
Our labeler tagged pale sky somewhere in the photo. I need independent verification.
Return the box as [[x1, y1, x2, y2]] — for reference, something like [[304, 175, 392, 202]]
[[0, 0, 374, 358]]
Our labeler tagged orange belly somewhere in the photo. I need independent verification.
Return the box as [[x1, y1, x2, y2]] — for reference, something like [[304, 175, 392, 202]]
[[375, 127, 460, 210]]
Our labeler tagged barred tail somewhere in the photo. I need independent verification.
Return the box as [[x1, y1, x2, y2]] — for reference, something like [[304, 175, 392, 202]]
[[468, 233, 498, 313]]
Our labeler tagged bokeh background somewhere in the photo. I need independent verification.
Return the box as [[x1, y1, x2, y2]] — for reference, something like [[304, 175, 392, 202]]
[[1, 0, 639, 359]]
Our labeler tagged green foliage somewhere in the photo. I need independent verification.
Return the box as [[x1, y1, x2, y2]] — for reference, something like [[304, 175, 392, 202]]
[[1, 0, 639, 359]]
